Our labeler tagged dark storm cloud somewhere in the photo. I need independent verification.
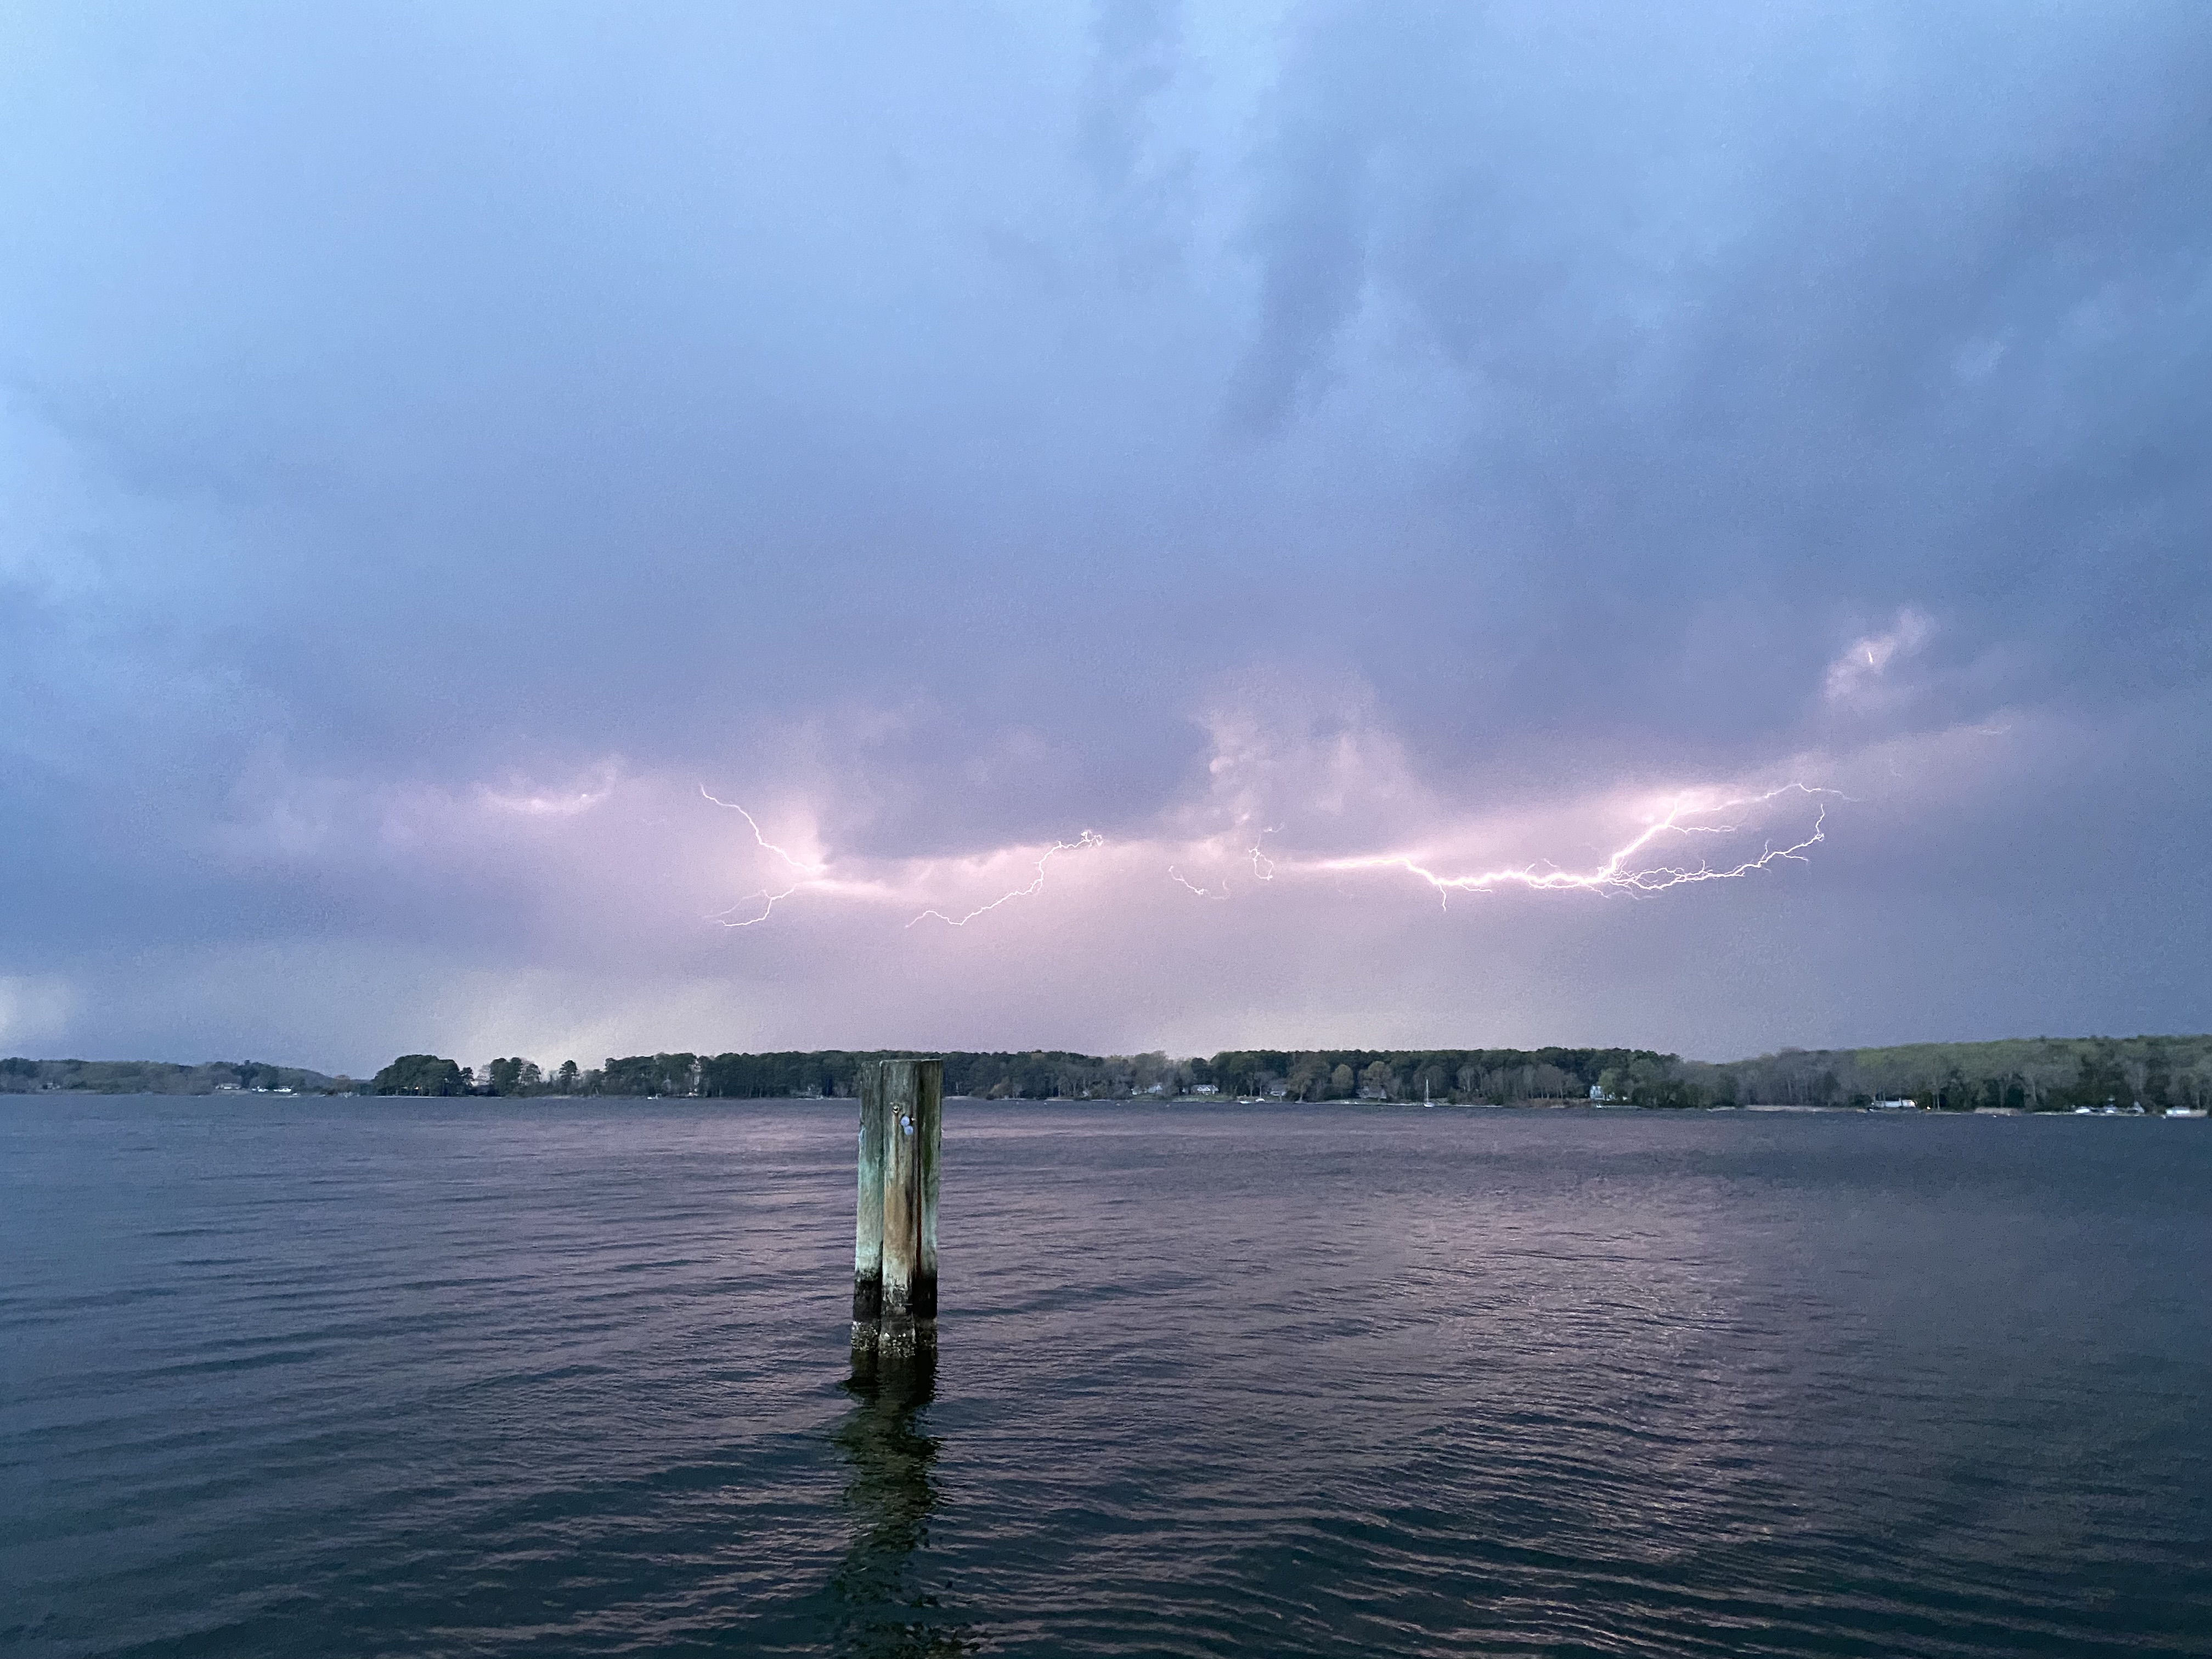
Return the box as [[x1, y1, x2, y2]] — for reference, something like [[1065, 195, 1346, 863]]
[[1229, 2, 2212, 773], [1, 1, 2205, 1062]]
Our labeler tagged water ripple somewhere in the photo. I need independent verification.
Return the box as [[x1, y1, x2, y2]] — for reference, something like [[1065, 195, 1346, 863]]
[[3, 1098, 2208, 1657]]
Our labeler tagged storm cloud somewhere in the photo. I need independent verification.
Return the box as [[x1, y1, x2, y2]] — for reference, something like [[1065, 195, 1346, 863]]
[[3, 1, 2206, 1071]]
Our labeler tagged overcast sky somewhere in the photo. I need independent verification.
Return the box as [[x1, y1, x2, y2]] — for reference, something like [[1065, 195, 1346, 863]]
[[3, 1, 2207, 1074]]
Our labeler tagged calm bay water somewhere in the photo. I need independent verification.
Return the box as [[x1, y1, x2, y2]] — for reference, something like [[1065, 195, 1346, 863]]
[[3, 1097, 2208, 1658]]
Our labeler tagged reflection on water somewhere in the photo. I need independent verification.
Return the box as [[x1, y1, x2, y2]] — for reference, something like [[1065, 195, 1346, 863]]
[[828, 1345, 969, 1657]]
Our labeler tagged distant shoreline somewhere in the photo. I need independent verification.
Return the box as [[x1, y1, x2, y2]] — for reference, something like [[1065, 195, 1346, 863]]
[[7, 1088, 2204, 1119], [8, 1034, 2209, 1115]]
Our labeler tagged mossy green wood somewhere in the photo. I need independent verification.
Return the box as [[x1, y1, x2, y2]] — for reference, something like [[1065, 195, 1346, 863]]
[[878, 1060, 923, 1351], [852, 1057, 941, 1353]]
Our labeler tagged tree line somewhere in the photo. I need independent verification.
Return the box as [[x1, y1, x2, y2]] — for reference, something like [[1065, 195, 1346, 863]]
[[371, 1049, 1199, 1099], [10, 1035, 2200, 1111], [0, 1057, 343, 1094], [362, 1034, 2212, 1111], [1683, 1035, 2212, 1113]]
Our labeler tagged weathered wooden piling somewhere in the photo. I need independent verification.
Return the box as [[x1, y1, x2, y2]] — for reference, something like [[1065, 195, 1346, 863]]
[[917, 1062, 940, 1324], [852, 1063, 888, 1337], [854, 1057, 941, 1355]]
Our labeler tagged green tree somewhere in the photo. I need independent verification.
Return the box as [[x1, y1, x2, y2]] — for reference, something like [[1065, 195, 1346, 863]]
[[484, 1058, 543, 1096], [373, 1054, 467, 1096], [595, 1053, 702, 1096]]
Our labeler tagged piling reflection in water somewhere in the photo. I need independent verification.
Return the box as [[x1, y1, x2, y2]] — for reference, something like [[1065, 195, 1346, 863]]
[[827, 1345, 968, 1657]]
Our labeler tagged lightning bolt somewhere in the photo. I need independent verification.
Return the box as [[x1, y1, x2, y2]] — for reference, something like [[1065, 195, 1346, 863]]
[[1248, 826, 1278, 881], [700, 786, 826, 874], [1169, 866, 1229, 899], [699, 781, 1836, 934], [1317, 783, 1835, 909], [707, 885, 797, 928], [701, 787, 835, 926], [909, 830, 1104, 927], [1170, 822, 1274, 900]]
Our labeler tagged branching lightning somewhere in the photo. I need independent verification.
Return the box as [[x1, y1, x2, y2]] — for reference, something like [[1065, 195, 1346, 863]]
[[1170, 821, 1281, 902], [1316, 783, 1835, 909], [699, 785, 1109, 933], [707, 885, 798, 928], [698, 777, 1837, 936], [701, 787, 828, 927], [1248, 826, 1278, 881], [909, 831, 1104, 927]]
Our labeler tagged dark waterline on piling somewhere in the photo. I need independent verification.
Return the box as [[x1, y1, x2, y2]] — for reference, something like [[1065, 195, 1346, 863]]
[[4, 1097, 2209, 1657]]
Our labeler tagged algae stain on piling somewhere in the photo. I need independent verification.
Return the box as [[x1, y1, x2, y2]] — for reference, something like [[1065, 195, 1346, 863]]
[[853, 1058, 942, 1357]]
